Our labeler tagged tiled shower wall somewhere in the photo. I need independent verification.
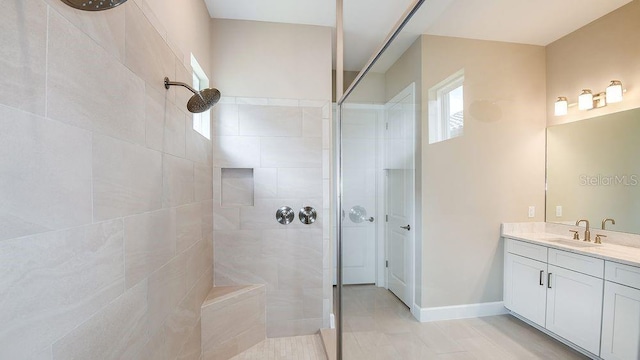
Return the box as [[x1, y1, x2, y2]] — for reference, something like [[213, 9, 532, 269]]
[[0, 1, 212, 359], [212, 97, 331, 337]]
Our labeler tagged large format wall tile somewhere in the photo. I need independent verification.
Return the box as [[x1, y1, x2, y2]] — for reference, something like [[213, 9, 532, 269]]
[[124, 208, 177, 289], [213, 104, 239, 136], [187, 125, 213, 164], [176, 203, 203, 254], [124, 3, 175, 95], [147, 244, 191, 332], [238, 105, 303, 137], [93, 134, 163, 221], [261, 137, 322, 168], [194, 163, 213, 201], [302, 107, 323, 138], [0, 0, 47, 115], [277, 168, 323, 198], [212, 99, 328, 337], [145, 85, 167, 151], [0, 105, 92, 241], [47, 10, 145, 145], [164, 267, 211, 359], [163, 154, 195, 207], [0, 220, 124, 359], [52, 280, 149, 360], [164, 106, 187, 158], [213, 136, 260, 168], [44, 0, 126, 61]]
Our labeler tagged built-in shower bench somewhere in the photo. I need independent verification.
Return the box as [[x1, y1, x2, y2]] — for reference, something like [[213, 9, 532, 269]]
[[201, 284, 266, 360]]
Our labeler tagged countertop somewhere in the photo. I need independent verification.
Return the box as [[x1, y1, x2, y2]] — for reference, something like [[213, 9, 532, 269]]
[[502, 225, 640, 268]]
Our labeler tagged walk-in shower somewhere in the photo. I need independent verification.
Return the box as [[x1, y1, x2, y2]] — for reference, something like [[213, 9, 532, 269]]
[[60, 0, 128, 11], [164, 77, 221, 113]]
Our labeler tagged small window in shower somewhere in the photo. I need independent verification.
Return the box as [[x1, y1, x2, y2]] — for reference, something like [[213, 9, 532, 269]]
[[191, 54, 211, 140], [428, 69, 464, 144]]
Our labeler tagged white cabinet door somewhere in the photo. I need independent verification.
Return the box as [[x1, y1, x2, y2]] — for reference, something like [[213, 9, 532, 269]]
[[601, 281, 640, 360], [546, 265, 603, 355], [505, 253, 547, 327]]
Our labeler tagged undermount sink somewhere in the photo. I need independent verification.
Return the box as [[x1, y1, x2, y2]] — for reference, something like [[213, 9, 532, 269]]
[[545, 238, 602, 248]]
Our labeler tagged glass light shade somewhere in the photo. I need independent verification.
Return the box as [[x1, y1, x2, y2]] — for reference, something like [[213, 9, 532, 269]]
[[554, 97, 568, 116], [606, 80, 623, 103], [578, 89, 594, 110]]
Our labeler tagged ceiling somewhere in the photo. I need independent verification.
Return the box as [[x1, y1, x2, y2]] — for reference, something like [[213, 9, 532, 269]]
[[204, 0, 632, 72]]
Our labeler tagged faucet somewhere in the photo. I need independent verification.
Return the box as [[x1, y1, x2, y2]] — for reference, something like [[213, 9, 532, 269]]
[[576, 219, 591, 242], [602, 218, 616, 230]]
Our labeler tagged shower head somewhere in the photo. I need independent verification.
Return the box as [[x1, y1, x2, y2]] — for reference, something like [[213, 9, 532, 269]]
[[164, 77, 221, 114], [60, 0, 128, 11]]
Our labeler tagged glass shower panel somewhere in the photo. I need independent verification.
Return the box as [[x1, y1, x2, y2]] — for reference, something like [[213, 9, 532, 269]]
[[337, 1, 426, 358]]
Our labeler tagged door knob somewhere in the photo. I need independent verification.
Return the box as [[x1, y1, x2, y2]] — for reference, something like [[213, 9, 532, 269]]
[[400, 225, 411, 231]]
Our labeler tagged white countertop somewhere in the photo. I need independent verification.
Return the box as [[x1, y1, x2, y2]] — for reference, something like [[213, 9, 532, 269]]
[[502, 227, 640, 268]]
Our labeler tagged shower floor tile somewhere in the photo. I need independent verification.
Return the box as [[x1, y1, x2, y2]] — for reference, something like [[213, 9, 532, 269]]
[[230, 334, 326, 360]]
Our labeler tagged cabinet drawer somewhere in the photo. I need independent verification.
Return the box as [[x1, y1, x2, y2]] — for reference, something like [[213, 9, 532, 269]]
[[548, 248, 604, 278], [605, 261, 640, 290], [505, 238, 547, 262]]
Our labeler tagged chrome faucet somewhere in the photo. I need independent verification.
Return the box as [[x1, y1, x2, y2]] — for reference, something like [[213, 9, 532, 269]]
[[602, 218, 616, 230], [576, 219, 591, 242]]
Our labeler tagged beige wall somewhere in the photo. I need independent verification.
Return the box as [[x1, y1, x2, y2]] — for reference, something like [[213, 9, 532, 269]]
[[210, 19, 332, 100], [421, 35, 547, 308], [333, 70, 387, 103], [0, 1, 212, 358], [546, 1, 640, 126]]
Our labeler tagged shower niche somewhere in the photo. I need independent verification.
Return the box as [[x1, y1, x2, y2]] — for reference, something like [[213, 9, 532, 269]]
[[220, 168, 254, 207]]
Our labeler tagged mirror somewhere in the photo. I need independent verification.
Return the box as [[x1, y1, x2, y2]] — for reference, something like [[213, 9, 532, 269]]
[[546, 108, 640, 234]]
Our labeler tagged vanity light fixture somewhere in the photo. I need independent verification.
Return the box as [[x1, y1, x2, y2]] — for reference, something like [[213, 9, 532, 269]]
[[554, 80, 625, 116], [606, 80, 624, 103], [578, 89, 594, 110], [554, 97, 568, 116]]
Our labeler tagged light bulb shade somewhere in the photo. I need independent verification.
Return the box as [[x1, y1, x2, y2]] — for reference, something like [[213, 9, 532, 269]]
[[554, 97, 568, 116], [606, 80, 623, 103], [578, 89, 594, 110]]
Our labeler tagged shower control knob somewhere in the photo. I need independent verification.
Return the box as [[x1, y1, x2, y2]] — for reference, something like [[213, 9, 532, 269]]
[[299, 206, 317, 225], [276, 206, 295, 225]]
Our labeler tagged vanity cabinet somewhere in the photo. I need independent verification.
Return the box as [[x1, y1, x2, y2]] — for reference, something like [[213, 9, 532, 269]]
[[545, 264, 603, 355], [504, 239, 604, 356], [600, 262, 640, 360], [504, 253, 547, 327]]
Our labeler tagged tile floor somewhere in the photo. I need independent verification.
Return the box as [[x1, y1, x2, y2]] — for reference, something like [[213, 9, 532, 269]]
[[340, 285, 589, 360], [230, 334, 326, 360], [231, 285, 589, 359]]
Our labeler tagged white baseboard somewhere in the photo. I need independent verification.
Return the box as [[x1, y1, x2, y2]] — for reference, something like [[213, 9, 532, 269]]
[[414, 301, 508, 322]]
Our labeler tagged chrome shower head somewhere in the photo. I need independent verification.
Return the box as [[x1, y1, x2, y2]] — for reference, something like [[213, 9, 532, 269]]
[[60, 0, 128, 11], [164, 77, 221, 114]]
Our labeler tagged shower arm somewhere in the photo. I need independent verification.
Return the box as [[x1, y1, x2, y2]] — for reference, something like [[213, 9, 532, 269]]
[[164, 77, 200, 96]]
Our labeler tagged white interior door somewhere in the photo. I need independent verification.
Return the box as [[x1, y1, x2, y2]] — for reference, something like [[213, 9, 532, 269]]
[[385, 84, 415, 307], [338, 105, 381, 285]]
